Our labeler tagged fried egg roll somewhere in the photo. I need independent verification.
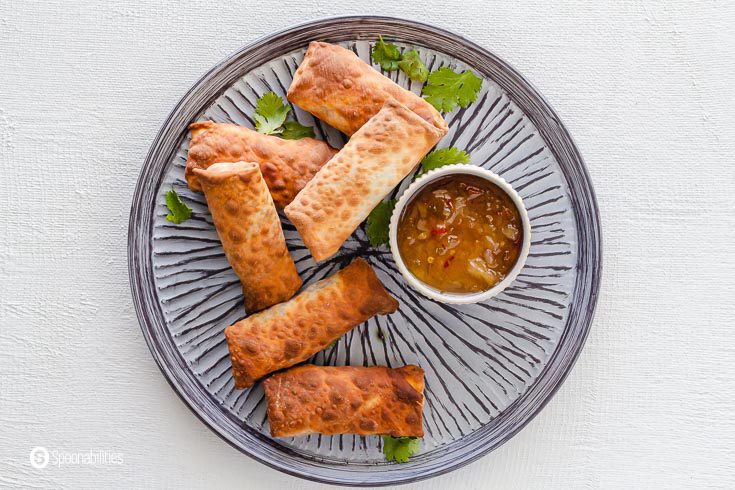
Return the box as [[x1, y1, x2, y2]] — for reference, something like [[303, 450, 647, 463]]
[[225, 258, 398, 388], [264, 364, 425, 438], [192, 162, 301, 312], [186, 121, 338, 207], [288, 41, 448, 136], [284, 99, 446, 261]]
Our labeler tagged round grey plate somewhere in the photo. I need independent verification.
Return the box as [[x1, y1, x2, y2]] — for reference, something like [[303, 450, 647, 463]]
[[128, 16, 601, 487]]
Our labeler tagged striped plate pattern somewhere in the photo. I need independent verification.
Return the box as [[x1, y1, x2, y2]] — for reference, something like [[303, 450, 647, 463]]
[[130, 17, 601, 487]]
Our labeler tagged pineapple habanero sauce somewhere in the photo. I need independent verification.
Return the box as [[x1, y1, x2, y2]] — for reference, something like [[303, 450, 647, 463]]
[[397, 175, 523, 293]]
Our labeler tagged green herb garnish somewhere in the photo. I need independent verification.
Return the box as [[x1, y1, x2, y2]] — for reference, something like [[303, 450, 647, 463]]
[[371, 36, 402, 71], [165, 189, 192, 224], [417, 147, 471, 176], [422, 67, 483, 112], [366, 199, 396, 247], [253, 92, 316, 139], [280, 120, 315, 140], [253, 92, 291, 135], [398, 49, 429, 82], [382, 436, 420, 463]]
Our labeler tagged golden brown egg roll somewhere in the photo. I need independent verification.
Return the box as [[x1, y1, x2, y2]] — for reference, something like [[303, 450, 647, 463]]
[[225, 258, 398, 388], [185, 121, 338, 207], [263, 364, 425, 438], [192, 162, 301, 312], [287, 41, 448, 136], [284, 98, 446, 261]]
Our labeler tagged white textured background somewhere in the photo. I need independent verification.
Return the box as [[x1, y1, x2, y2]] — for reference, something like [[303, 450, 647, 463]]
[[1, 1, 734, 489]]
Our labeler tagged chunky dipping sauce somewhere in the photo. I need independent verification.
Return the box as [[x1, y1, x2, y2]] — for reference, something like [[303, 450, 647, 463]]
[[397, 175, 523, 293]]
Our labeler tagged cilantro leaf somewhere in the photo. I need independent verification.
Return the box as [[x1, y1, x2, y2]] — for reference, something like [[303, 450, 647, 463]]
[[165, 189, 192, 224], [254, 92, 291, 135], [417, 147, 471, 177], [398, 49, 428, 82], [382, 436, 420, 463], [366, 199, 396, 247], [371, 35, 402, 71], [279, 120, 315, 140], [253, 93, 314, 139], [422, 67, 483, 112]]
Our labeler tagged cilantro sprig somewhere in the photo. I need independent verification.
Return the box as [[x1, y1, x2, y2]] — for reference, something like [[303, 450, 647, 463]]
[[382, 436, 420, 463], [372, 38, 429, 82], [280, 120, 315, 140], [254, 92, 291, 135], [397, 49, 429, 82], [370, 36, 482, 112], [371, 35, 402, 71], [165, 189, 192, 224], [366, 199, 396, 247], [421, 67, 483, 112], [417, 147, 471, 177], [254, 92, 315, 140]]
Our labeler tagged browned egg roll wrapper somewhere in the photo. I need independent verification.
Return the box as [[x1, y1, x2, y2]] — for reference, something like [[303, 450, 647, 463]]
[[185, 121, 338, 207], [287, 41, 448, 136], [225, 258, 398, 388], [192, 162, 301, 312], [263, 364, 425, 438], [284, 99, 446, 261]]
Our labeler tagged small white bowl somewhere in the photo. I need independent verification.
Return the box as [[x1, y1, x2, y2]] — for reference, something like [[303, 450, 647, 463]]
[[389, 164, 531, 304]]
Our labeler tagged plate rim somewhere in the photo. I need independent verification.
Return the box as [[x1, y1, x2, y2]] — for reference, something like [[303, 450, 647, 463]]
[[128, 14, 602, 486]]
